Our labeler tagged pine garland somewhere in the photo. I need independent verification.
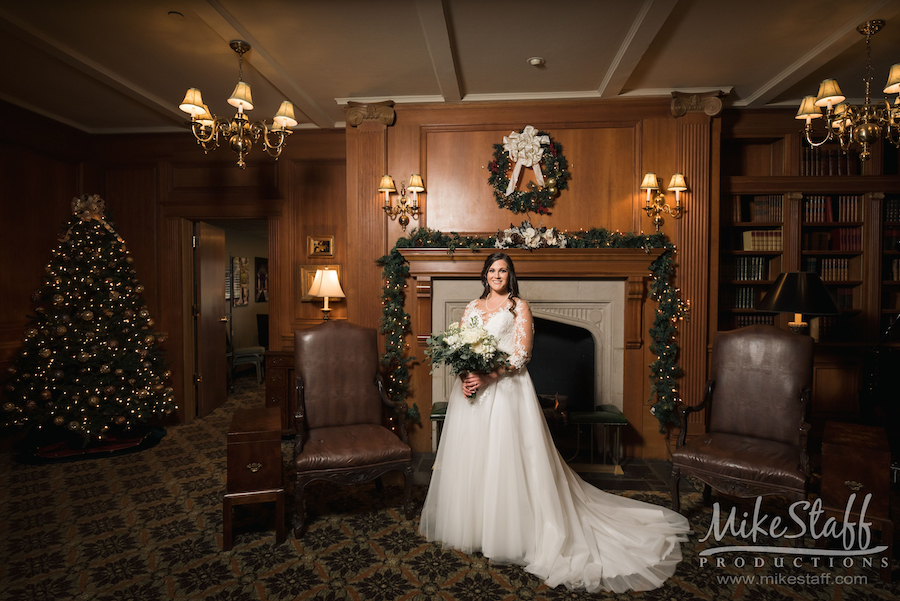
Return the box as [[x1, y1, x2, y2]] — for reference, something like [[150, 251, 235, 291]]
[[376, 227, 688, 432]]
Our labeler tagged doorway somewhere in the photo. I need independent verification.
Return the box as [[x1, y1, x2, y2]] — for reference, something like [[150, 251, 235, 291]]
[[192, 219, 269, 417]]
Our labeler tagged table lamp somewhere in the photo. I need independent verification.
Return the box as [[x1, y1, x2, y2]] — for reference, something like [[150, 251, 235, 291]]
[[756, 271, 840, 335], [308, 268, 345, 320]]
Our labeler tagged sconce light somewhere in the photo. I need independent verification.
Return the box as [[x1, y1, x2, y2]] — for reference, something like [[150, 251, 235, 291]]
[[379, 174, 424, 232], [308, 268, 345, 320], [640, 173, 687, 231]]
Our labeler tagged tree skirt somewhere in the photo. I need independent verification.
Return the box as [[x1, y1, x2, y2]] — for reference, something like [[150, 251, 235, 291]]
[[14, 424, 166, 464]]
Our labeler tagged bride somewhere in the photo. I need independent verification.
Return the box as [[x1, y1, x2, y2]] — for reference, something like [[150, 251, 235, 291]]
[[419, 252, 691, 593]]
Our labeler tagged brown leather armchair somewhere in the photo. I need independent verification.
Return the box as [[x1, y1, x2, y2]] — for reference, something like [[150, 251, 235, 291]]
[[670, 325, 814, 513], [293, 321, 413, 536]]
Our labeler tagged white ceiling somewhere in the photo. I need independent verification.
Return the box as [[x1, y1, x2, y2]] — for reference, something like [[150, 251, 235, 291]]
[[2, 0, 900, 134]]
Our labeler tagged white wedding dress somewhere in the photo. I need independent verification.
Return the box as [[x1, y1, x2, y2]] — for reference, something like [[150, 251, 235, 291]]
[[419, 298, 691, 593]]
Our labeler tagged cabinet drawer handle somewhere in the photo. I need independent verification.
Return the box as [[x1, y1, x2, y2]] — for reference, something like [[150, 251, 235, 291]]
[[247, 462, 263, 473], [844, 480, 864, 492]]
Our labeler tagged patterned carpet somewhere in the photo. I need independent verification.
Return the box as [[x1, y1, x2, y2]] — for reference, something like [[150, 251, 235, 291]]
[[0, 375, 898, 600]]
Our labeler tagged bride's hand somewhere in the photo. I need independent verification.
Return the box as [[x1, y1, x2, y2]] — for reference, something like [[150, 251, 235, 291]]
[[462, 372, 496, 397]]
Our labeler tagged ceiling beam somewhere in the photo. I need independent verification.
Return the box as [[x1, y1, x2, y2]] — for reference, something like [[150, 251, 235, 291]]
[[416, 0, 461, 102], [191, 0, 335, 128], [741, 0, 900, 107], [597, 0, 678, 98], [0, 7, 186, 128]]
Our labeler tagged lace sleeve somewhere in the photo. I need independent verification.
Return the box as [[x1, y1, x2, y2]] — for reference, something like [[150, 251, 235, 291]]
[[459, 300, 479, 326], [507, 299, 534, 372]]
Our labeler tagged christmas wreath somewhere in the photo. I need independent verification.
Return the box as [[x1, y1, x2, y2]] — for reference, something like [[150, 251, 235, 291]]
[[488, 126, 569, 215]]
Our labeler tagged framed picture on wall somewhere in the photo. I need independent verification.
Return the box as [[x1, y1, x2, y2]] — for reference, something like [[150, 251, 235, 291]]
[[300, 264, 341, 302], [307, 235, 334, 258], [255, 257, 268, 302], [233, 257, 249, 306]]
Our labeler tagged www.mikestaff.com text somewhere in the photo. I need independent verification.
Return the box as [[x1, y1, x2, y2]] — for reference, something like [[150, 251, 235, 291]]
[[715, 573, 868, 586]]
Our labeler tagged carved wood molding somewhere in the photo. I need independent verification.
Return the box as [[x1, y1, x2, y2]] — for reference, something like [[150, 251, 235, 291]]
[[399, 248, 661, 352], [670, 91, 725, 118], [344, 100, 396, 127]]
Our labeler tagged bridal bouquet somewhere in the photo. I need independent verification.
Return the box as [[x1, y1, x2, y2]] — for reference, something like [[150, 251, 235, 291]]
[[425, 316, 509, 398]]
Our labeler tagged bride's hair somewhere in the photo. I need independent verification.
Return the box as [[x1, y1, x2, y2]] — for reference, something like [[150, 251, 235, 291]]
[[479, 252, 520, 315]]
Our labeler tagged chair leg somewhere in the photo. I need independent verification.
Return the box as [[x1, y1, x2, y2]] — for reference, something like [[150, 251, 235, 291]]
[[293, 477, 309, 538], [702, 483, 712, 505], [402, 464, 414, 520], [670, 467, 681, 513]]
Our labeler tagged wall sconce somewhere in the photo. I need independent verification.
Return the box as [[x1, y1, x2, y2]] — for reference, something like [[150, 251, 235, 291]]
[[379, 174, 424, 232], [640, 173, 687, 231], [308, 268, 345, 320]]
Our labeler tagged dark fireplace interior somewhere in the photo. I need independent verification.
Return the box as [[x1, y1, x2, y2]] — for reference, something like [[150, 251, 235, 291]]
[[529, 317, 595, 419]]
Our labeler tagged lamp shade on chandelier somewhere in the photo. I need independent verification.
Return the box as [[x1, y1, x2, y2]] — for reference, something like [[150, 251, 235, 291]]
[[179, 40, 297, 168], [796, 20, 900, 161]]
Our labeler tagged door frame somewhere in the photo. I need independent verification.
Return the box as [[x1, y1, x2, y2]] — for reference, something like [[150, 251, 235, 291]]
[[160, 208, 283, 423]]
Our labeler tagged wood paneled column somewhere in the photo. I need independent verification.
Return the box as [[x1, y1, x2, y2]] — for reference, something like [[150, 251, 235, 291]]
[[345, 101, 395, 329], [672, 92, 723, 429]]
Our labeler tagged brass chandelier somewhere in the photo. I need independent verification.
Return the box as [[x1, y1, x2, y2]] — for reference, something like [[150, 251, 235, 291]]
[[796, 20, 900, 161], [179, 40, 296, 168]]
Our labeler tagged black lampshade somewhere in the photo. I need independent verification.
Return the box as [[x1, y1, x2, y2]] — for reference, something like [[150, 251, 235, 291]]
[[756, 272, 840, 315]]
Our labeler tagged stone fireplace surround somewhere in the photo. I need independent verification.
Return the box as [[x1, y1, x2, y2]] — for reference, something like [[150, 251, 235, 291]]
[[400, 247, 663, 454], [431, 279, 625, 413]]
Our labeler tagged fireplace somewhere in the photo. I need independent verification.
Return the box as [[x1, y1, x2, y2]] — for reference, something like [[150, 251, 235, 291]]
[[399, 247, 662, 456], [430, 279, 625, 413]]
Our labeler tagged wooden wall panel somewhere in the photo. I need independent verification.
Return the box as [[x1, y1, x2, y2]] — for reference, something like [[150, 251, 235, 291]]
[[0, 141, 83, 374], [289, 159, 348, 327], [104, 166, 160, 317], [424, 126, 639, 234]]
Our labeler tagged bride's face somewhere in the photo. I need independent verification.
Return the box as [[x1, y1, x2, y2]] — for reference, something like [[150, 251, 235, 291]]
[[486, 260, 510, 295]]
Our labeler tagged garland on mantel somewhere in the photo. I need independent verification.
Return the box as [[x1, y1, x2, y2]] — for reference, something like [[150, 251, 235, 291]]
[[376, 227, 689, 432]]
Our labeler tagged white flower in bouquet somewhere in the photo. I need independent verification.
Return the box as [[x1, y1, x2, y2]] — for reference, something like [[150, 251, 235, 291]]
[[425, 316, 510, 398]]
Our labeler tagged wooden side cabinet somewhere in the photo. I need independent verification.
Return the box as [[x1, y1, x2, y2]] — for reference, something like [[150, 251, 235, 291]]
[[265, 350, 296, 435], [821, 421, 892, 582], [223, 407, 285, 550]]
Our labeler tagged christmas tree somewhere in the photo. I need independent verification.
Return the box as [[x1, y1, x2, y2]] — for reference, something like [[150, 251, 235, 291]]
[[2, 194, 176, 445]]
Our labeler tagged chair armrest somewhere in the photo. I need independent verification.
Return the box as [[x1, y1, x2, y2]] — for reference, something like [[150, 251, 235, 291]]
[[376, 373, 409, 445], [294, 375, 307, 454], [675, 379, 715, 447]]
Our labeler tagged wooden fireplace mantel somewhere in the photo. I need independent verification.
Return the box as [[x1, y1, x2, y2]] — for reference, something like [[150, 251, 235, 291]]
[[399, 247, 667, 457], [399, 247, 663, 350]]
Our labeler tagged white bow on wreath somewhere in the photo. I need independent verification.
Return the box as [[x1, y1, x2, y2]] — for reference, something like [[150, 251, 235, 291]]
[[502, 125, 550, 196]]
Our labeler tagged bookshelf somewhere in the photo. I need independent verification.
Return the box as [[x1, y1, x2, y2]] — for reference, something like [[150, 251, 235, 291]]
[[718, 120, 900, 427]]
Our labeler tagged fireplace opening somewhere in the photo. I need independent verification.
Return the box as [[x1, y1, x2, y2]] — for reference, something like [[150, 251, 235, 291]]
[[529, 317, 595, 455], [530, 316, 595, 410]]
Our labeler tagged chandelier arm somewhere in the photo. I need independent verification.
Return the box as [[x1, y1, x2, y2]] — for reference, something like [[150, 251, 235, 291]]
[[803, 124, 834, 148]]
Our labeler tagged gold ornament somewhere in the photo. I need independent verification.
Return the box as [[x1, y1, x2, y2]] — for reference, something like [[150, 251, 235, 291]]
[[77, 352, 91, 362], [55, 326, 67, 335], [100, 365, 111, 374], [40, 390, 52, 400], [39, 348, 51, 358], [88, 396, 100, 407], [3, 402, 15, 412], [115, 416, 126, 425], [26, 400, 37, 410], [24, 328, 38, 339], [135, 284, 145, 294], [52, 294, 64, 305], [81, 310, 94, 321], [68, 421, 80, 431], [138, 309, 149, 319], [54, 416, 66, 426]]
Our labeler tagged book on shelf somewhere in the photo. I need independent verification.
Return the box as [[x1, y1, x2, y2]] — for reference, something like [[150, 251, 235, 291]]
[[800, 147, 859, 176], [885, 228, 900, 250], [829, 228, 860, 251], [741, 229, 782, 251], [886, 198, 900, 222], [734, 314, 775, 328]]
